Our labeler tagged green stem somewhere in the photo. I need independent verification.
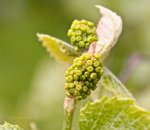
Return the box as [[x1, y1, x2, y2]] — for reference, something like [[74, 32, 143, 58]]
[[62, 97, 76, 130]]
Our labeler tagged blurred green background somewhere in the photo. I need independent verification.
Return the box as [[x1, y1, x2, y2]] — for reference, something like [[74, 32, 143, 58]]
[[0, 0, 150, 129]]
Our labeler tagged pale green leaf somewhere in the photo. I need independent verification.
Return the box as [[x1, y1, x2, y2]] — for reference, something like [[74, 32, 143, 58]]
[[99, 67, 134, 99], [80, 96, 150, 130], [37, 33, 78, 63], [95, 5, 122, 60], [0, 122, 24, 130]]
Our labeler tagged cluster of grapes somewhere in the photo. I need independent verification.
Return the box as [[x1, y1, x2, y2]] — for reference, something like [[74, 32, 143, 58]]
[[65, 53, 103, 100]]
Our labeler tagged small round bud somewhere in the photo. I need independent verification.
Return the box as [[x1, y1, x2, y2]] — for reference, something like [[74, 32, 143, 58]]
[[65, 83, 69, 90], [83, 86, 88, 92], [83, 37, 87, 42], [88, 21, 94, 27], [87, 66, 94, 72], [76, 60, 83, 67], [85, 53, 92, 60], [71, 36, 76, 43], [76, 85, 82, 91], [93, 61, 100, 67], [77, 96, 83, 100], [76, 70, 82, 76], [94, 53, 100, 59], [69, 83, 75, 88], [75, 30, 82, 35], [85, 81, 90, 86], [90, 73, 97, 79], [76, 36, 82, 42], [74, 81, 79, 85], [75, 91, 80, 96], [66, 70, 69, 76], [67, 30, 72, 36], [79, 41, 85, 48], [66, 76, 73, 82], [70, 70, 75, 75], [86, 60, 93, 66], [84, 71, 90, 78], [73, 74, 79, 80], [66, 92, 71, 97], [89, 82, 94, 87], [80, 75, 86, 80], [93, 78, 99, 85], [95, 66, 102, 73], [85, 43, 90, 48]]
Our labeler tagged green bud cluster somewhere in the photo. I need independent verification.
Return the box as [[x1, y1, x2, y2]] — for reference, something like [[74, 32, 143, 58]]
[[65, 53, 103, 100], [67, 20, 97, 51]]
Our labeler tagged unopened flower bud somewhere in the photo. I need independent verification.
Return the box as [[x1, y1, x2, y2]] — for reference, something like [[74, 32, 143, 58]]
[[67, 20, 97, 50], [64, 53, 103, 100]]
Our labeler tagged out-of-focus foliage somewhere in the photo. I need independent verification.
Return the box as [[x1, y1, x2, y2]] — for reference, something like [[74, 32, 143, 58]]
[[0, 122, 23, 130], [0, 0, 150, 130]]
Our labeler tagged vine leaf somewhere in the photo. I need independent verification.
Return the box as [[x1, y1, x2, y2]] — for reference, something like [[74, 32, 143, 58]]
[[95, 5, 122, 60], [80, 96, 150, 130], [99, 67, 134, 99], [0, 122, 24, 130], [37, 33, 78, 63]]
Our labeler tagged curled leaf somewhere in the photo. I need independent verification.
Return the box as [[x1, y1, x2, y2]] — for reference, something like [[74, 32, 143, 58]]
[[37, 33, 78, 63], [95, 5, 122, 60]]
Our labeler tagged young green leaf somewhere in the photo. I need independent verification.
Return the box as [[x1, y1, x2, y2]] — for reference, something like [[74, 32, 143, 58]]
[[99, 67, 134, 99], [80, 96, 150, 130], [95, 5, 122, 60], [0, 122, 24, 130], [37, 33, 78, 63]]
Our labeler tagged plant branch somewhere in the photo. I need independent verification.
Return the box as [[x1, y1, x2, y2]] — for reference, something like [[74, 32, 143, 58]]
[[62, 97, 76, 130]]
